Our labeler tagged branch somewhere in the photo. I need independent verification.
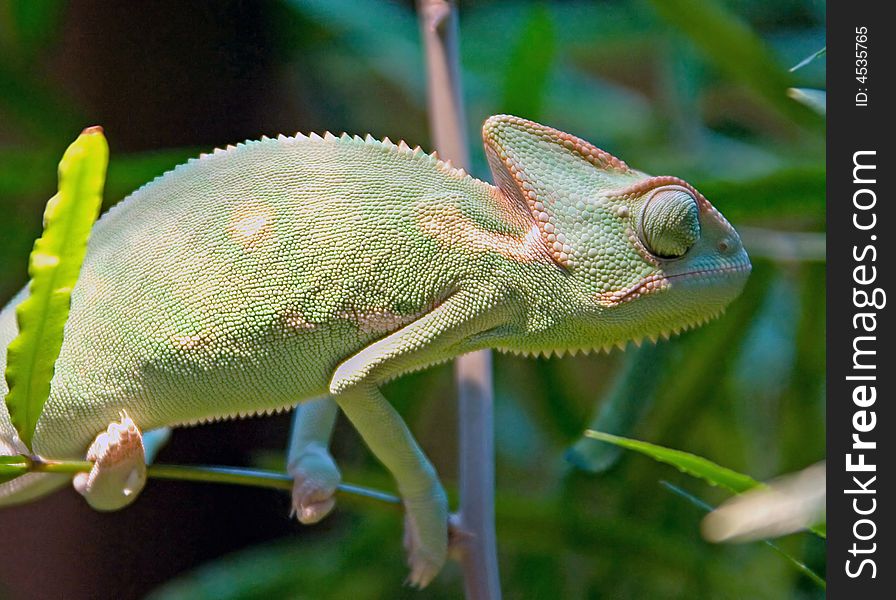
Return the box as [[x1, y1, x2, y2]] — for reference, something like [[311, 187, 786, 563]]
[[415, 1, 501, 599], [3, 455, 401, 506]]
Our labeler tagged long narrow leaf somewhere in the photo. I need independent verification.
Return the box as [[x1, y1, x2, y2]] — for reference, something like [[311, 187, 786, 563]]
[[568, 342, 674, 473], [787, 88, 826, 116], [4, 126, 108, 449], [583, 430, 760, 493], [645, 0, 820, 129]]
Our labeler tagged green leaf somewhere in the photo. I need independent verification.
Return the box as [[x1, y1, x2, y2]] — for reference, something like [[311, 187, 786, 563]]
[[0, 454, 31, 484], [583, 430, 760, 493], [645, 0, 820, 130], [4, 127, 108, 450], [698, 166, 825, 222], [568, 342, 675, 473], [585, 431, 827, 541], [500, 3, 556, 119]]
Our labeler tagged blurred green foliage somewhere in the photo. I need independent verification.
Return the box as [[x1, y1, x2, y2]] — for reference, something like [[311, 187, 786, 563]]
[[0, 0, 824, 598]]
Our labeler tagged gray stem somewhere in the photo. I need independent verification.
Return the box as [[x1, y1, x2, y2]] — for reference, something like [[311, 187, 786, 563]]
[[415, 1, 501, 598]]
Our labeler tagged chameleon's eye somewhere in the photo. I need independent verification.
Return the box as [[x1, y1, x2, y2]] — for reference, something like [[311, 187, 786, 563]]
[[638, 188, 701, 259]]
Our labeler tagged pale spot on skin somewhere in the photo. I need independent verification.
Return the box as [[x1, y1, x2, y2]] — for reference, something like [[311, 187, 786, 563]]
[[78, 264, 107, 304], [234, 214, 267, 237], [418, 205, 547, 263], [338, 308, 420, 336], [171, 333, 206, 350], [229, 201, 275, 248], [282, 311, 317, 332]]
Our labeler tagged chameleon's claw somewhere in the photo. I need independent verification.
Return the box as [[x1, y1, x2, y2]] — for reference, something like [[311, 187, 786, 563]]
[[73, 411, 146, 511]]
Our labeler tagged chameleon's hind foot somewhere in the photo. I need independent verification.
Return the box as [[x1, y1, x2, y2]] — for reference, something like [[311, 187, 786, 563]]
[[401, 486, 449, 588], [73, 411, 146, 511], [289, 446, 341, 524]]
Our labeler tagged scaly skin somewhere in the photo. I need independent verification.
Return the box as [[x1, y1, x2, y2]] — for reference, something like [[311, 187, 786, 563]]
[[0, 116, 750, 586]]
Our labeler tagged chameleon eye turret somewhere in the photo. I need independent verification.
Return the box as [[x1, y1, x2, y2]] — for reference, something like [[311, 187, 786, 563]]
[[638, 187, 701, 259]]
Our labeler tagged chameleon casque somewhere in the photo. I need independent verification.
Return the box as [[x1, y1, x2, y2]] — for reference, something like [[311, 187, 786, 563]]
[[0, 115, 750, 586]]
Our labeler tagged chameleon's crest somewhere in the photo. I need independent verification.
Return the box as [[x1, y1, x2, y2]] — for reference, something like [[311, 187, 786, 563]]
[[483, 115, 641, 269]]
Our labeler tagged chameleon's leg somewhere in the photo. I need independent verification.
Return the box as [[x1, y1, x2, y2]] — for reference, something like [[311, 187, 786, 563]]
[[333, 384, 447, 588], [287, 395, 341, 524], [328, 289, 509, 588], [72, 411, 147, 511]]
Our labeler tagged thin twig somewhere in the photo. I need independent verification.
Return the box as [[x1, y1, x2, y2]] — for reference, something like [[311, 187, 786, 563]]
[[415, 1, 501, 599], [26, 457, 401, 505]]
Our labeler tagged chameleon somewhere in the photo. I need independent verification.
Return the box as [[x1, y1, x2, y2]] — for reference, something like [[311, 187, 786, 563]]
[[0, 115, 750, 587]]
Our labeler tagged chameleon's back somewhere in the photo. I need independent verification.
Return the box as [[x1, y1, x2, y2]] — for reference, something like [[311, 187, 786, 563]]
[[6, 134, 510, 463]]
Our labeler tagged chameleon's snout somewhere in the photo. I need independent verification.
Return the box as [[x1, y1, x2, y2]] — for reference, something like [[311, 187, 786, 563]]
[[696, 195, 752, 285]]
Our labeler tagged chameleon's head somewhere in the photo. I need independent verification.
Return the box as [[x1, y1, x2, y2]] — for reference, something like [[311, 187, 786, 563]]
[[483, 115, 751, 347]]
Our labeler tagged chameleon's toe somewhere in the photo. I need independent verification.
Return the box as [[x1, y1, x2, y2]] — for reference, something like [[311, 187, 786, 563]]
[[73, 411, 147, 511], [401, 489, 449, 588], [289, 449, 341, 525]]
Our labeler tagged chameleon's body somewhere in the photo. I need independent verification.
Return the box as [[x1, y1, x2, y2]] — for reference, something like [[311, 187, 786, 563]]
[[0, 116, 750, 586]]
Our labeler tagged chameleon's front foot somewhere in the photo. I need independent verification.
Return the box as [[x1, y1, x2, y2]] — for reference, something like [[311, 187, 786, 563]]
[[402, 484, 449, 588], [288, 445, 341, 524], [72, 412, 147, 511]]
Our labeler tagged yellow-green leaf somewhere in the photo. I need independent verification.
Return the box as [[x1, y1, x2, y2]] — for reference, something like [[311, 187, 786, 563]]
[[586, 432, 828, 542], [0, 454, 32, 484], [584, 430, 761, 493], [4, 126, 108, 450]]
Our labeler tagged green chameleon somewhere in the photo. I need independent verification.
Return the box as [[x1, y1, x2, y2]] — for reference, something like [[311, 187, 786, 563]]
[[0, 115, 750, 586]]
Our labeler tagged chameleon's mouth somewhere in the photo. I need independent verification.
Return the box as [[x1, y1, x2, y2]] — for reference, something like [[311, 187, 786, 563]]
[[596, 262, 751, 307]]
